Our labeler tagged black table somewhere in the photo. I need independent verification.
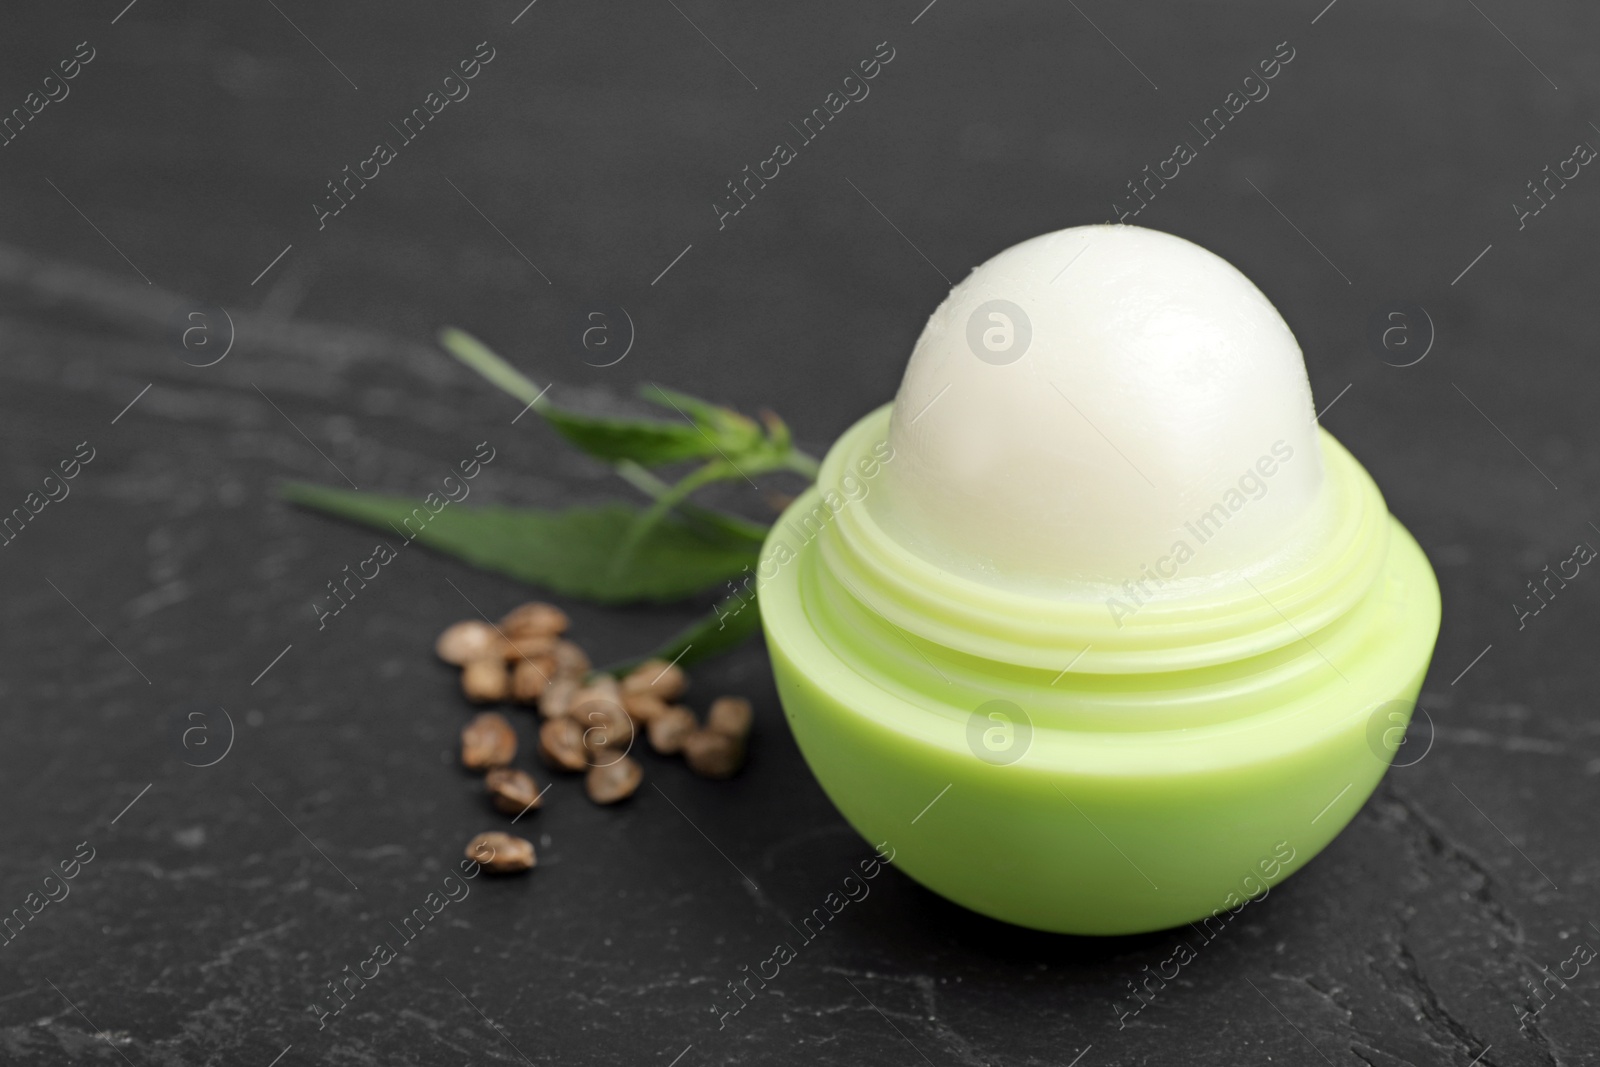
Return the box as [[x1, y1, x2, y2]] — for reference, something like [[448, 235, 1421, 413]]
[[1, 2, 1595, 1064]]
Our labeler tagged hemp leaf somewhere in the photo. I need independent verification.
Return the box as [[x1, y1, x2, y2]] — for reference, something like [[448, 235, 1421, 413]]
[[439, 329, 816, 478], [282, 483, 761, 604], [441, 329, 723, 466], [281, 327, 819, 669]]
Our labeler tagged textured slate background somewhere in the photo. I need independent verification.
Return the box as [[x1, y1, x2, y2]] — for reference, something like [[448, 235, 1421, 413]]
[[0, 1, 1596, 1064]]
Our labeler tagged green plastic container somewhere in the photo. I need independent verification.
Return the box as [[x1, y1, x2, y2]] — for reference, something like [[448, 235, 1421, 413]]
[[758, 404, 1440, 935]]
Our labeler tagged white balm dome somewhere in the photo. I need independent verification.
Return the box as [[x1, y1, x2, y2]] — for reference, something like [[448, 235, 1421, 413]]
[[874, 224, 1328, 595]]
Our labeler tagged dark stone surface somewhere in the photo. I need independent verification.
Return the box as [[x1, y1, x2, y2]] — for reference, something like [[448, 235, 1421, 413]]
[[0, 1, 1596, 1064]]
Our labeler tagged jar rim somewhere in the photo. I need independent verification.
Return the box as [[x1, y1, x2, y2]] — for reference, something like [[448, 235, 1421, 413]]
[[794, 405, 1391, 675]]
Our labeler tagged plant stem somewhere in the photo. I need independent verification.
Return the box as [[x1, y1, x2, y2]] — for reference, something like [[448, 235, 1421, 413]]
[[614, 459, 672, 500], [607, 462, 735, 579], [785, 449, 821, 480], [614, 460, 768, 542], [439, 328, 547, 406]]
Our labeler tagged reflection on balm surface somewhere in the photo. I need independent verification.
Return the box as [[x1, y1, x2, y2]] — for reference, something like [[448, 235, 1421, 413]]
[[873, 224, 1331, 596]]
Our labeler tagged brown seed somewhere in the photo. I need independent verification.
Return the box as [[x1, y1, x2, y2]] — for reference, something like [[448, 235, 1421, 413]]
[[538, 716, 588, 772], [501, 601, 569, 638], [436, 620, 507, 665], [684, 729, 745, 779], [485, 768, 541, 815], [539, 676, 580, 719], [576, 698, 634, 758], [552, 640, 591, 681], [585, 756, 643, 804], [623, 659, 688, 701], [706, 696, 754, 740], [502, 631, 557, 661], [570, 675, 621, 709], [511, 655, 555, 704], [461, 712, 517, 770], [465, 831, 535, 873], [647, 706, 697, 755], [621, 690, 669, 726], [461, 658, 511, 703]]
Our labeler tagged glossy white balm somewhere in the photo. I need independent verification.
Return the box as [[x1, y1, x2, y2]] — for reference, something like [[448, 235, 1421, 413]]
[[875, 224, 1331, 599]]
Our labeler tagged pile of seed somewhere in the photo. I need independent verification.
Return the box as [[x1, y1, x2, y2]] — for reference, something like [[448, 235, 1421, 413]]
[[436, 602, 754, 874]]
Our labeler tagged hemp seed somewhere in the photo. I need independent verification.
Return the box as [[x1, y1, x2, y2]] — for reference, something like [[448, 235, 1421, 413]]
[[461, 712, 517, 770], [466, 831, 535, 873], [706, 696, 753, 740], [570, 675, 621, 709], [623, 658, 688, 702], [461, 658, 511, 703], [539, 676, 579, 719], [502, 631, 558, 661], [577, 698, 634, 759], [585, 756, 643, 804], [684, 729, 745, 779], [485, 767, 541, 815], [552, 640, 591, 681], [539, 716, 588, 772], [512, 655, 555, 703], [621, 690, 669, 726], [501, 601, 569, 638], [436, 620, 507, 665], [647, 706, 697, 755]]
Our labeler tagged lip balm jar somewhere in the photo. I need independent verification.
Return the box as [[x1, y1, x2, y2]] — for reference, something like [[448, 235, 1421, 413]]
[[759, 225, 1440, 935]]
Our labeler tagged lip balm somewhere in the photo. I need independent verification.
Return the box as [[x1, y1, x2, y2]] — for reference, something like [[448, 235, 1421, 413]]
[[759, 224, 1440, 935]]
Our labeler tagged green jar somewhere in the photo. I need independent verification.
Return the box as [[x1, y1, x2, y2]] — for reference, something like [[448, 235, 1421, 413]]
[[758, 404, 1440, 935]]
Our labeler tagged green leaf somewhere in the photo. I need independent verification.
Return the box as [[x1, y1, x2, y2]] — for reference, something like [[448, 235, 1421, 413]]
[[759, 408, 794, 453], [281, 482, 760, 604], [639, 383, 763, 453], [603, 591, 763, 675], [639, 384, 823, 477], [541, 408, 719, 465], [439, 328, 720, 466]]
